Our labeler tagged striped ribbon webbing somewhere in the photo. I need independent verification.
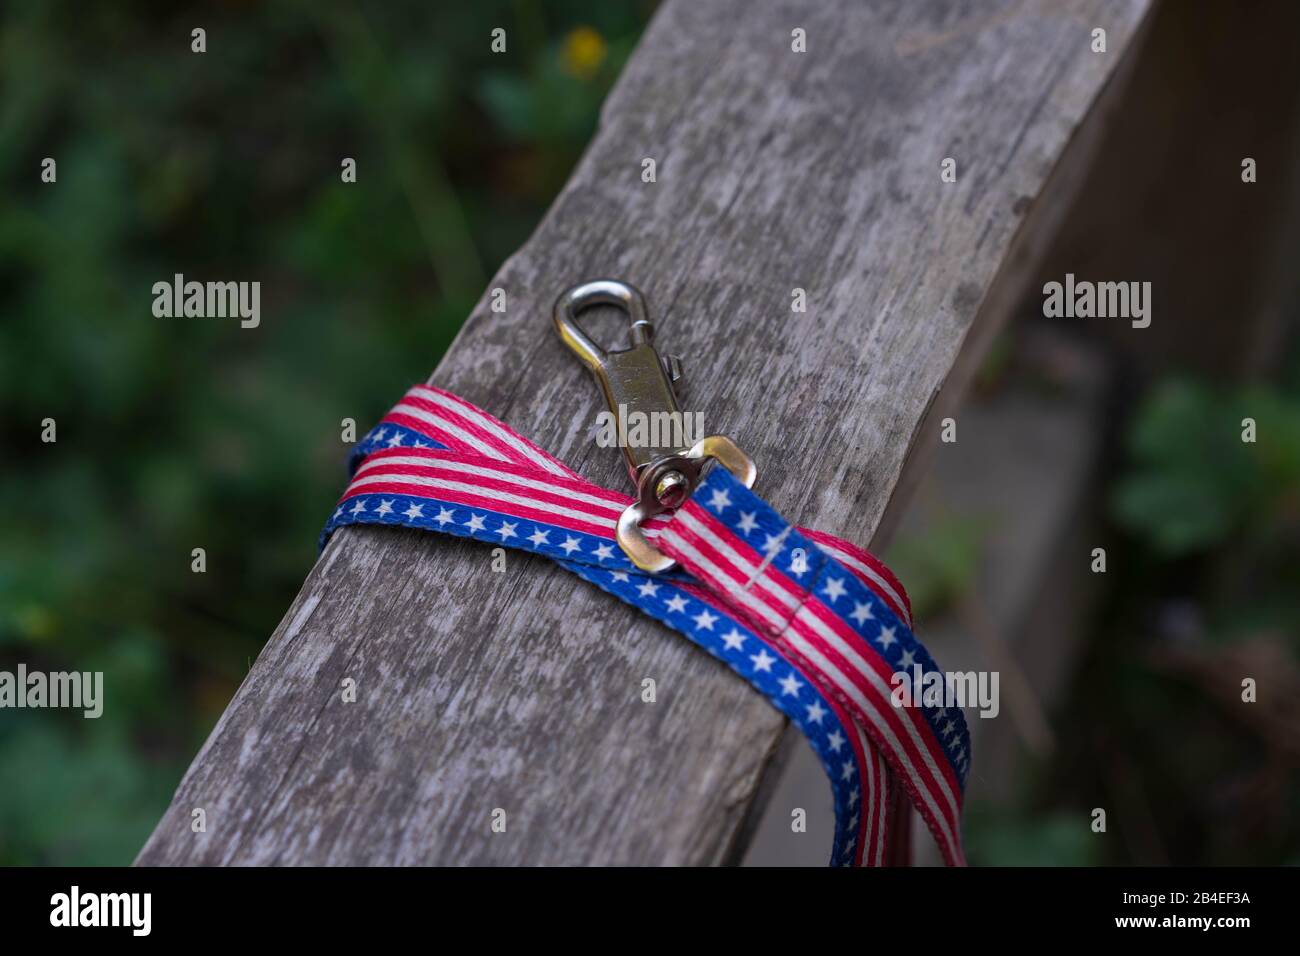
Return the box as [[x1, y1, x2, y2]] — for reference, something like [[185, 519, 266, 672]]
[[322, 384, 970, 866]]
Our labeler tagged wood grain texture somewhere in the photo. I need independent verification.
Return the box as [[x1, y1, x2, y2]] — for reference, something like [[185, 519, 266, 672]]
[[137, 0, 1150, 866]]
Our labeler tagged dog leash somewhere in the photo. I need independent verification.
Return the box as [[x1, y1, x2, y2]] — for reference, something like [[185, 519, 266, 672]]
[[321, 281, 970, 866]]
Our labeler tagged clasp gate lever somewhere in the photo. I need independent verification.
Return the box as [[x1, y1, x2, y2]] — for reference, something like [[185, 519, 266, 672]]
[[554, 279, 756, 573]]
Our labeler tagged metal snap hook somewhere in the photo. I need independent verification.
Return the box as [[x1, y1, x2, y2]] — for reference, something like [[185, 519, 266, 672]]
[[554, 280, 756, 573], [552, 279, 654, 374], [553, 280, 683, 485]]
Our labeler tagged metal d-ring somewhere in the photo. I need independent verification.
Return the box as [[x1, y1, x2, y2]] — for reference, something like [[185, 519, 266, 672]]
[[615, 435, 757, 574]]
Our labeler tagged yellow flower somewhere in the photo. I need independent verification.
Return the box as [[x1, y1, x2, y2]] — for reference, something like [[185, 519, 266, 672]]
[[561, 27, 607, 80], [15, 604, 56, 642]]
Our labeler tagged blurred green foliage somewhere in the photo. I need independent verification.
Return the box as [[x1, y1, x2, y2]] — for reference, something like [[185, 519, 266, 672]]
[[1111, 371, 1300, 642], [1113, 379, 1300, 558], [889, 350, 1300, 865], [966, 807, 1104, 867], [883, 514, 988, 622], [1055, 358, 1300, 865], [0, 1, 652, 865]]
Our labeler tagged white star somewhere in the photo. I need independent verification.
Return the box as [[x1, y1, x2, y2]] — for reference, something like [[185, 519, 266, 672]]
[[848, 812, 859, 829], [373, 428, 387, 442], [527, 528, 550, 546], [850, 601, 874, 626], [665, 594, 689, 614], [375, 499, 394, 516], [496, 521, 518, 540], [827, 730, 846, 753], [637, 579, 660, 598], [412, 440, 430, 448], [349, 498, 367, 515], [876, 625, 898, 649], [823, 577, 846, 602], [750, 649, 776, 673], [721, 629, 746, 651], [762, 531, 789, 557], [707, 488, 731, 512], [560, 535, 581, 555], [778, 673, 802, 697], [806, 700, 827, 723], [332, 506, 344, 520], [840, 760, 854, 781], [403, 502, 424, 519], [386, 431, 404, 448], [693, 609, 718, 630], [737, 511, 758, 534], [942, 720, 956, 738], [847, 786, 859, 806], [435, 507, 455, 527], [592, 543, 615, 561], [610, 570, 630, 584], [898, 648, 916, 669], [464, 513, 486, 532]]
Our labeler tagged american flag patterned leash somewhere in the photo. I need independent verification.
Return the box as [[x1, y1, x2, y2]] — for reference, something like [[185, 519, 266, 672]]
[[321, 381, 971, 867]]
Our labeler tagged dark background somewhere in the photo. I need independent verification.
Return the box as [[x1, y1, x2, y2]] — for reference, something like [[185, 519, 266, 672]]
[[0, 0, 652, 865]]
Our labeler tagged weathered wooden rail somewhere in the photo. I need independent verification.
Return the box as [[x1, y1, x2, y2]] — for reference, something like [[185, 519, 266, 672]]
[[137, 0, 1151, 865]]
